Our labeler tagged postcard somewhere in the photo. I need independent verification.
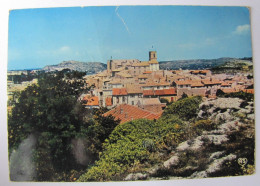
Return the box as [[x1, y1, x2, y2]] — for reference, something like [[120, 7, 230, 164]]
[[6, 5, 255, 183]]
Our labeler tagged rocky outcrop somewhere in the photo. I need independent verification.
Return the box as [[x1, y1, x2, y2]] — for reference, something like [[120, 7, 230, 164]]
[[124, 97, 255, 181]]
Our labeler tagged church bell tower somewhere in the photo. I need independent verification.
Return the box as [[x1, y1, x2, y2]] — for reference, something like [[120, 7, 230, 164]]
[[149, 51, 157, 61]]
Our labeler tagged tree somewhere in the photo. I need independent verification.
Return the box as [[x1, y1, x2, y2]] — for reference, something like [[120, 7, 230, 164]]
[[8, 71, 93, 180]]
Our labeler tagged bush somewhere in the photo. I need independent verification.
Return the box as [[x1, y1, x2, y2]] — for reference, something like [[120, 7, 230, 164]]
[[163, 96, 202, 121], [78, 115, 187, 181], [78, 119, 156, 181], [192, 120, 215, 135]]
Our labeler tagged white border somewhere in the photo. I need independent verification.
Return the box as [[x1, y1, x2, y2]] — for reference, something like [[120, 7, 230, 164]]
[[1, 1, 259, 186]]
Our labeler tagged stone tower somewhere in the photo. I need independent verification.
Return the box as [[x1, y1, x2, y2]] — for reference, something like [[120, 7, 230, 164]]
[[149, 51, 157, 61]]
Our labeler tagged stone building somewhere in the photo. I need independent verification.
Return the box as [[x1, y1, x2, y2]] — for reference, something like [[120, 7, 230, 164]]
[[107, 51, 159, 76]]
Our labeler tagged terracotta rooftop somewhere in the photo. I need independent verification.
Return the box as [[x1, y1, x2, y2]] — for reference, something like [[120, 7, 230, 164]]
[[104, 104, 162, 124], [143, 88, 177, 96], [202, 79, 221, 85], [112, 88, 128, 96], [83, 96, 99, 106], [191, 81, 204, 87], [221, 82, 231, 86], [155, 88, 177, 95], [143, 89, 155, 96], [243, 89, 254, 94], [175, 80, 192, 85]]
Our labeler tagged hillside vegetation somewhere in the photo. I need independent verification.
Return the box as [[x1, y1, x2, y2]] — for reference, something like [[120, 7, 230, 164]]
[[78, 94, 254, 181]]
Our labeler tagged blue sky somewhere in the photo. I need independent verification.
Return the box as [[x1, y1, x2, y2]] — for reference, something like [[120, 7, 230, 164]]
[[8, 6, 252, 70]]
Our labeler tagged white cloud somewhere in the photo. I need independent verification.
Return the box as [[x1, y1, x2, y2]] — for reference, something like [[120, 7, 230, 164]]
[[233, 24, 250, 35]]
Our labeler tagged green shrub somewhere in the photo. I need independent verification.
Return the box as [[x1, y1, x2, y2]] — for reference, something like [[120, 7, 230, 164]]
[[78, 115, 187, 181], [78, 119, 155, 181], [162, 96, 202, 121], [192, 120, 215, 135]]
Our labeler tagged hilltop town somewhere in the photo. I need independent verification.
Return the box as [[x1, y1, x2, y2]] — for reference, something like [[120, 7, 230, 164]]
[[7, 51, 255, 182], [80, 51, 254, 123]]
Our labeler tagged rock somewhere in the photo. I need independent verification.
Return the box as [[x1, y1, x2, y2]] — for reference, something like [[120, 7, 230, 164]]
[[190, 171, 207, 178], [238, 108, 251, 115], [190, 154, 237, 178], [218, 121, 240, 133], [247, 114, 255, 120], [197, 110, 204, 118], [206, 154, 237, 174], [210, 98, 242, 110], [215, 112, 233, 123], [147, 165, 160, 175], [204, 134, 229, 145], [176, 141, 190, 151], [124, 173, 148, 181], [209, 151, 225, 161], [208, 107, 216, 115], [163, 155, 179, 169], [190, 136, 204, 151]]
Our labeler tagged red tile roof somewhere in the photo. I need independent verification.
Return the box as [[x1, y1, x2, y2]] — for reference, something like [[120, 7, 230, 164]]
[[155, 88, 177, 96], [191, 81, 204, 87], [143, 89, 155, 96], [83, 96, 99, 106], [112, 88, 128, 96], [143, 88, 177, 96], [104, 104, 162, 124], [243, 89, 254, 94]]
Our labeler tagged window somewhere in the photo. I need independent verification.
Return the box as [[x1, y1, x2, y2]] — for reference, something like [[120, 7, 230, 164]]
[[132, 101, 134, 105]]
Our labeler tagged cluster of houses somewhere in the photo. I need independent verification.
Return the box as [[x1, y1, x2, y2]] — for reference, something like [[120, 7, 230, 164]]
[[7, 51, 253, 124], [81, 51, 254, 124]]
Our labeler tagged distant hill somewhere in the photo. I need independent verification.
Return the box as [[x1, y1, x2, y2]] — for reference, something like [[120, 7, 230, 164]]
[[159, 57, 252, 70], [42, 61, 107, 74]]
